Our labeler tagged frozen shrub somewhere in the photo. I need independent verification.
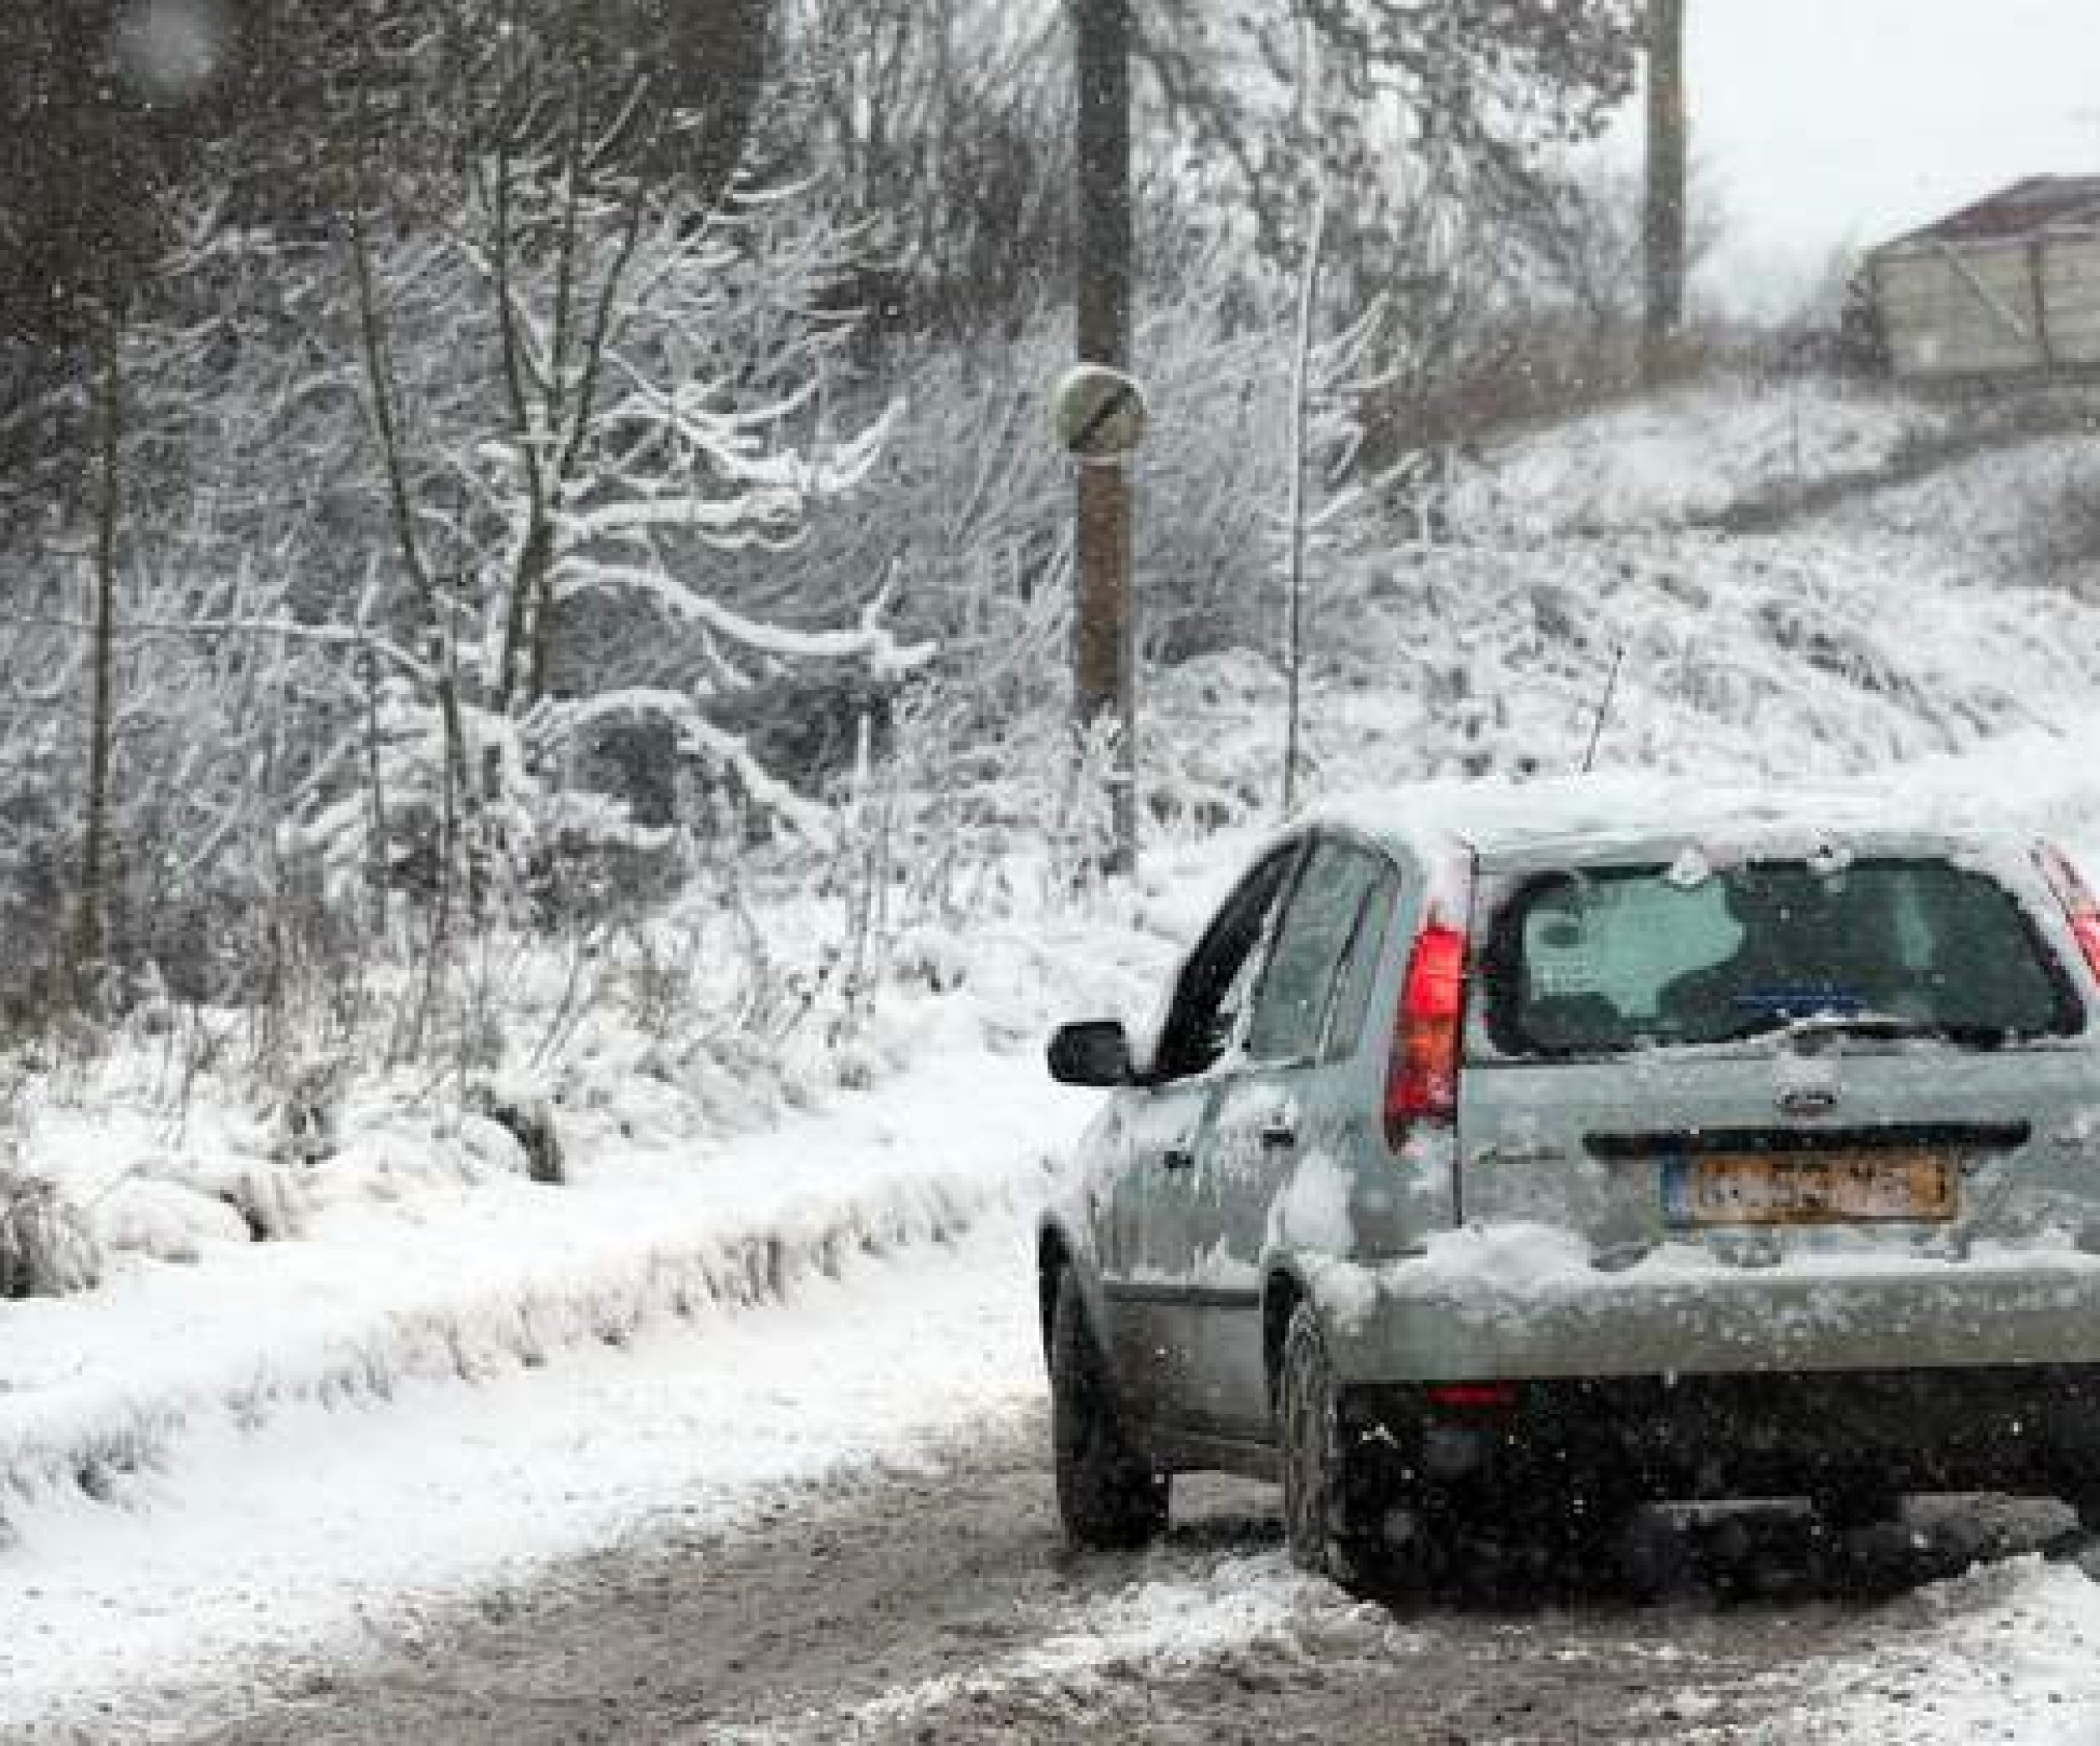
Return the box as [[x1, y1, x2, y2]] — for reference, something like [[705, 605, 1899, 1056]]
[[0, 1170, 103, 1299], [272, 1057, 348, 1166], [472, 1077, 566, 1186], [889, 927, 968, 993], [211, 1167, 308, 1243], [619, 926, 698, 1044], [0, 786, 64, 1028]]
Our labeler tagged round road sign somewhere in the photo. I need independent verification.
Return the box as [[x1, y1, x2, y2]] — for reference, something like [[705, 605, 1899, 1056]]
[[1053, 364, 1149, 464]]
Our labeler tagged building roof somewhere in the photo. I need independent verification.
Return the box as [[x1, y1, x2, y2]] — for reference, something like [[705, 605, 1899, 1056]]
[[1878, 175, 2100, 256]]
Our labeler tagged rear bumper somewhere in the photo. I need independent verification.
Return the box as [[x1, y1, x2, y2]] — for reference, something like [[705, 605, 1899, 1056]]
[[1340, 1365, 2100, 1505], [1322, 1251, 2100, 1383]]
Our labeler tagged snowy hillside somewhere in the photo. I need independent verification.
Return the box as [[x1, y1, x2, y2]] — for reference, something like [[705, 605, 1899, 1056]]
[[1156, 382, 2100, 824]]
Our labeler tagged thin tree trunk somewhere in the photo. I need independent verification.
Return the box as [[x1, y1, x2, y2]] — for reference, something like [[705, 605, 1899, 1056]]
[[346, 155, 477, 940], [488, 84, 553, 722], [531, 167, 651, 707], [68, 309, 123, 1003], [363, 641, 389, 939], [1071, 0, 1137, 875], [1642, 0, 1688, 387], [1283, 174, 1328, 817]]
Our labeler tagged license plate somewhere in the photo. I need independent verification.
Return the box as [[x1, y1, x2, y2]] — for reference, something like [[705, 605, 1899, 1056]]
[[1661, 1149, 1959, 1227]]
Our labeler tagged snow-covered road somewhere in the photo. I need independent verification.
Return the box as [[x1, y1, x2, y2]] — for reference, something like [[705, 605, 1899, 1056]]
[[112, 1387, 2100, 1746]]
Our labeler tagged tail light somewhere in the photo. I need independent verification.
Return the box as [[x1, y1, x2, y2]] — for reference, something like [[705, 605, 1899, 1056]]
[[1384, 917, 1469, 1148], [2037, 843, 2100, 984], [1424, 1381, 1520, 1413]]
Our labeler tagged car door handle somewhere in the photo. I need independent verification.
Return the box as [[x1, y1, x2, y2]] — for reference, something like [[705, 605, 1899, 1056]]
[[1260, 1121, 1298, 1151], [1162, 1146, 1197, 1173]]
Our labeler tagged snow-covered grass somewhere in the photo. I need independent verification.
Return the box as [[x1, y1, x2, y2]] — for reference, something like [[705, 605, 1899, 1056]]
[[1164, 380, 2100, 818], [1171, 536, 2100, 823], [1445, 374, 1954, 538], [0, 884, 1200, 1546]]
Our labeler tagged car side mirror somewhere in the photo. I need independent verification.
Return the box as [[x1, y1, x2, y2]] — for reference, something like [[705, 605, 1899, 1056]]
[[1047, 1020, 1134, 1087]]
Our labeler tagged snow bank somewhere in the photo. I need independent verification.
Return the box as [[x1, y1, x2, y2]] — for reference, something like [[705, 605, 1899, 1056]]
[[1797, 1558, 2100, 1743], [2, 1213, 1058, 1736], [0, 1044, 1077, 1539]]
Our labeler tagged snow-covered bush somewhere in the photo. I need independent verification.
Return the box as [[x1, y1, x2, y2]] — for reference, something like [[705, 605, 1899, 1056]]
[[0, 1169, 102, 1299], [91, 1176, 249, 1266], [471, 1075, 565, 1187], [206, 1165, 307, 1244], [282, 151, 926, 930]]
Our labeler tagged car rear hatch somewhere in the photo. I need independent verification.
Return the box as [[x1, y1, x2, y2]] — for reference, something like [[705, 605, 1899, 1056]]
[[1447, 828, 2100, 1375]]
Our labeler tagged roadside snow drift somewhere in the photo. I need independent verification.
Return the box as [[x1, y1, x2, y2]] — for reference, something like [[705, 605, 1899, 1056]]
[[0, 1213, 1054, 1736]]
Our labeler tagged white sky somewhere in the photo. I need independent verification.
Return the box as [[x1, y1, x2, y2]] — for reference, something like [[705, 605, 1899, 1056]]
[[1609, 0, 2100, 309]]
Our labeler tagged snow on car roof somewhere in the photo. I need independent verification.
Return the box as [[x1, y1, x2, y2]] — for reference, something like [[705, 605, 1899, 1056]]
[[1308, 772, 2021, 865]]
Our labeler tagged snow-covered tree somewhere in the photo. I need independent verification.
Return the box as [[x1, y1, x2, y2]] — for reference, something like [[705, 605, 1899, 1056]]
[[308, 48, 924, 925], [1131, 0, 1643, 269]]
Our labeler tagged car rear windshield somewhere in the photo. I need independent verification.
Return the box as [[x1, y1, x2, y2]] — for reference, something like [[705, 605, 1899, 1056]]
[[1482, 857, 2081, 1057]]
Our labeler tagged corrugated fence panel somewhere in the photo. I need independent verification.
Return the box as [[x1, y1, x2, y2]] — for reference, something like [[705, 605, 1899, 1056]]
[[1878, 246, 2045, 375], [2041, 236, 2100, 365]]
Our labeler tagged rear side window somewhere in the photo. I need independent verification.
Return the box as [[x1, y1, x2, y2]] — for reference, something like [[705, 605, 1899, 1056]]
[[1483, 858, 2081, 1057], [1246, 842, 1391, 1064], [1322, 867, 1400, 1064], [1153, 845, 1301, 1080]]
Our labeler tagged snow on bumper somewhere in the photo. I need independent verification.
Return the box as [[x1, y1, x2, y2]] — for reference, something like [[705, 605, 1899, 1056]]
[[1309, 1224, 2100, 1382]]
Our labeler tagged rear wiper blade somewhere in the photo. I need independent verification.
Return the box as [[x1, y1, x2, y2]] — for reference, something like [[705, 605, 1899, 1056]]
[[1776, 1011, 2011, 1048]]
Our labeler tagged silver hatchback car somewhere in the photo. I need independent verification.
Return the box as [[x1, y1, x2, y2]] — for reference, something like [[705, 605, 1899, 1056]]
[[1039, 784, 2100, 1581]]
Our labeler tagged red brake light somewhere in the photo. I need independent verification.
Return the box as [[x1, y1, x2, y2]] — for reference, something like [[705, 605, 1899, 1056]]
[[1424, 1381, 1520, 1412], [1385, 920, 1469, 1146], [2037, 844, 2100, 984]]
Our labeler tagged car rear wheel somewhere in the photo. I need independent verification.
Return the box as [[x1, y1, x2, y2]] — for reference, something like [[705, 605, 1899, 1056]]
[[1049, 1273, 1168, 1549], [2064, 1487, 2100, 1538], [1278, 1302, 1391, 1586]]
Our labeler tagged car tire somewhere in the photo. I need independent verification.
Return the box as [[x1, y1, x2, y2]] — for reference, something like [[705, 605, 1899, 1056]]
[[1278, 1301, 1389, 1586], [1049, 1272, 1168, 1549], [2066, 1488, 2100, 1539]]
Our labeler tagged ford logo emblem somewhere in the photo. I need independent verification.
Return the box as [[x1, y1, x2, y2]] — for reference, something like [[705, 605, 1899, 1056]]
[[1777, 1087, 1840, 1118]]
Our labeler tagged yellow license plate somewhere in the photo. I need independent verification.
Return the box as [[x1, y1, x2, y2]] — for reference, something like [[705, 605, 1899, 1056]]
[[1663, 1149, 1959, 1227]]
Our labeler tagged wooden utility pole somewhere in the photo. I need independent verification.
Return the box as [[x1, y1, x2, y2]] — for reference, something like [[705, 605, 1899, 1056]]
[[1070, 0, 1137, 874], [1643, 0, 1687, 387]]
